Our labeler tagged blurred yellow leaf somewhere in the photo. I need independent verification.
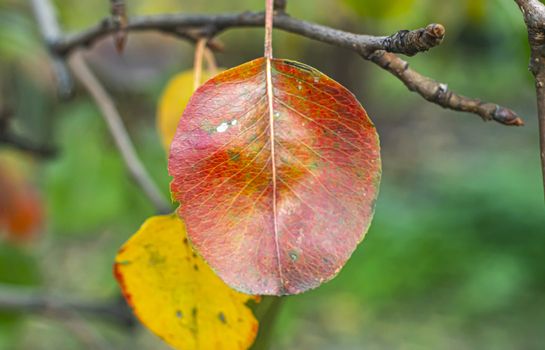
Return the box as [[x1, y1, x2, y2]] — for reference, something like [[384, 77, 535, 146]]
[[343, 0, 415, 19], [157, 69, 221, 151], [114, 214, 259, 350], [466, 0, 487, 22], [135, 0, 182, 15]]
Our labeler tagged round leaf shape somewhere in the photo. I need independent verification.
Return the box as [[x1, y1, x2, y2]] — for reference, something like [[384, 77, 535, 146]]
[[114, 215, 259, 350], [169, 58, 381, 295]]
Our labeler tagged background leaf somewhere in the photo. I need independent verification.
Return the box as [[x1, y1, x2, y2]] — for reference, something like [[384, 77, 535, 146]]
[[114, 214, 259, 350], [0, 151, 43, 242], [0, 243, 41, 348], [168, 58, 381, 295]]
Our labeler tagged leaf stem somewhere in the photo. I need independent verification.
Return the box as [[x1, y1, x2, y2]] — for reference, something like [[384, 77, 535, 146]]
[[264, 0, 274, 58], [264, 3, 284, 292], [193, 38, 207, 91], [203, 48, 218, 75], [250, 296, 284, 350]]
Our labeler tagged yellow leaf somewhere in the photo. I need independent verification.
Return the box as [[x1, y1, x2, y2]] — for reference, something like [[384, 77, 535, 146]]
[[157, 69, 221, 151], [114, 214, 259, 350]]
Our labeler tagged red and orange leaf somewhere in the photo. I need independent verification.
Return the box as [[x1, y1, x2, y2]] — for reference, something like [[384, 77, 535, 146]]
[[114, 215, 259, 350], [168, 58, 381, 295]]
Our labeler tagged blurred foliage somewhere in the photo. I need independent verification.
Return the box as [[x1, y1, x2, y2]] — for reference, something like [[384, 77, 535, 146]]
[[0, 152, 44, 242], [0, 9, 39, 62], [0, 243, 41, 349], [43, 101, 154, 235], [0, 0, 543, 349], [342, 0, 415, 19]]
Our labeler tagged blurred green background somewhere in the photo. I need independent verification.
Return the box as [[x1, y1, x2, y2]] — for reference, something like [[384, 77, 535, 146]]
[[1, 0, 544, 349]]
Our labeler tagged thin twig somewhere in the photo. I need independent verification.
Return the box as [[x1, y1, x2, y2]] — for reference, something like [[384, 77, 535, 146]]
[[43, 12, 523, 126], [68, 52, 171, 213], [0, 283, 133, 327], [0, 131, 57, 158], [515, 0, 545, 200], [0, 104, 56, 157], [56, 313, 112, 350], [51, 12, 442, 57], [368, 51, 524, 125], [203, 48, 218, 75], [28, 0, 73, 98]]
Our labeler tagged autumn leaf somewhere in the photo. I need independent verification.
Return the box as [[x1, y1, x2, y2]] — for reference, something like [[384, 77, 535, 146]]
[[114, 214, 260, 350], [157, 69, 221, 151], [0, 151, 43, 242], [168, 58, 381, 295]]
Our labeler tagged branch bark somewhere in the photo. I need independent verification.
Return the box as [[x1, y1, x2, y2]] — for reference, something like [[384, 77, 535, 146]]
[[51, 12, 443, 57], [368, 51, 524, 125], [515, 0, 545, 199], [40, 11, 523, 126], [68, 52, 171, 214], [0, 131, 57, 158]]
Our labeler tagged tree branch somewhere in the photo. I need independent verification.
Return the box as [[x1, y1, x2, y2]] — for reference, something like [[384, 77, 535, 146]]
[[51, 12, 443, 57], [368, 51, 524, 125], [29, 0, 73, 98], [38, 11, 523, 126], [515, 0, 545, 199], [0, 283, 133, 327], [0, 108, 57, 157], [68, 52, 171, 214], [0, 131, 57, 158], [515, 0, 545, 27]]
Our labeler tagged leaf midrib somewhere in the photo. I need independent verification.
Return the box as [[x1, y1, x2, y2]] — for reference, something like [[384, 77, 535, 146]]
[[265, 57, 285, 292]]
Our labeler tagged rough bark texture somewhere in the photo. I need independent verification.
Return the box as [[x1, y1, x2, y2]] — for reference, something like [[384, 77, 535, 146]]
[[368, 51, 524, 125], [515, 0, 545, 199], [28, 0, 523, 126]]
